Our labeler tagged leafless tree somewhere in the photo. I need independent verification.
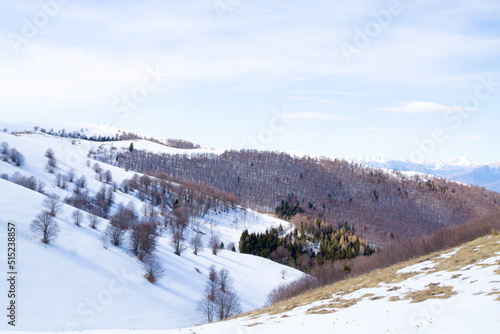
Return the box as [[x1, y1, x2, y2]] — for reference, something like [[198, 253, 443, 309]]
[[172, 206, 190, 231], [170, 230, 187, 256], [45, 158, 57, 173], [209, 234, 221, 255], [281, 269, 287, 280], [72, 210, 84, 226], [75, 175, 87, 189], [101, 233, 108, 249], [0, 142, 9, 155], [45, 148, 55, 159], [190, 233, 203, 255], [130, 221, 158, 259], [56, 173, 67, 189], [198, 266, 241, 323], [87, 212, 101, 229], [105, 224, 126, 246], [142, 254, 165, 283], [9, 148, 25, 167], [214, 289, 242, 321], [43, 194, 62, 217], [30, 211, 60, 244], [110, 203, 137, 229], [103, 170, 113, 184], [67, 169, 75, 183], [217, 268, 232, 293], [92, 162, 102, 174]]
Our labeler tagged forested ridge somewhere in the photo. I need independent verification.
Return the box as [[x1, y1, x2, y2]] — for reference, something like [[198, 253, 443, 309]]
[[90, 148, 500, 245]]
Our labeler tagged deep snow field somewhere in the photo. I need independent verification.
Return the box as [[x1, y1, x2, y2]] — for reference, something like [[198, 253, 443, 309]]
[[0, 126, 302, 331]]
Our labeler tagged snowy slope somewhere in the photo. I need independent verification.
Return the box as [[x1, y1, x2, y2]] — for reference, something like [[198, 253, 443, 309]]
[[0, 131, 302, 331], [5, 232, 498, 333], [0, 121, 220, 156]]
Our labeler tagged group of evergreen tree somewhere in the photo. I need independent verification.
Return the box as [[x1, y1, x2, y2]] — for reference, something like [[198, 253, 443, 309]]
[[275, 197, 304, 219], [239, 222, 373, 272]]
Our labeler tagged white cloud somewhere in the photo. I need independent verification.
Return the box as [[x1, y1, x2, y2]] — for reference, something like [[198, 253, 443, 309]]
[[360, 127, 386, 132], [285, 96, 336, 104], [378, 101, 474, 114], [284, 112, 346, 120]]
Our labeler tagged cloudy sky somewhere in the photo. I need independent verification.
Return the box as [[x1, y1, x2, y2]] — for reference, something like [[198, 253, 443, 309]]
[[1, 0, 499, 162]]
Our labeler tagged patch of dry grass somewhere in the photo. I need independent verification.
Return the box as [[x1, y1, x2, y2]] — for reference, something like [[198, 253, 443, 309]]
[[369, 295, 384, 301], [306, 298, 358, 315], [403, 283, 457, 303], [247, 322, 263, 327]]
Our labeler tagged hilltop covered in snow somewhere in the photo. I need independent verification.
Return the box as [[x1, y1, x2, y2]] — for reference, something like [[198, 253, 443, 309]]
[[0, 129, 302, 331]]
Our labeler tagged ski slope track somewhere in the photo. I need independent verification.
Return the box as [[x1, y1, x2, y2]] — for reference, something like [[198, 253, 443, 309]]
[[0, 130, 302, 331]]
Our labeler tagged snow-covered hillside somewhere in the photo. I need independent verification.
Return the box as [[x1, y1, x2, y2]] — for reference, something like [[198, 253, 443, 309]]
[[0, 130, 302, 331], [171, 232, 499, 334], [0, 121, 220, 156]]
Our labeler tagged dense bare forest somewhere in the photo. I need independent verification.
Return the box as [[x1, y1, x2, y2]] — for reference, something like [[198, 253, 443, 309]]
[[90, 148, 500, 246]]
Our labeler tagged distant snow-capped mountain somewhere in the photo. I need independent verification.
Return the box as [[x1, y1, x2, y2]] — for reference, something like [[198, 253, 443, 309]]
[[353, 157, 500, 193]]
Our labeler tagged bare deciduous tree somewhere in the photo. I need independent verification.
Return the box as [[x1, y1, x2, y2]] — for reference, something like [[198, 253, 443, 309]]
[[75, 175, 87, 190], [142, 255, 165, 283], [198, 266, 241, 323], [88, 212, 101, 229], [72, 210, 84, 226], [92, 162, 102, 174], [43, 194, 62, 217], [170, 230, 187, 256], [45, 148, 55, 159], [209, 234, 221, 255], [217, 268, 232, 293], [130, 221, 158, 259], [105, 224, 126, 246], [67, 168, 75, 183], [0, 142, 9, 155], [172, 206, 190, 231], [190, 233, 203, 255], [9, 148, 25, 167], [281, 269, 287, 280], [30, 211, 60, 244], [103, 170, 113, 184], [214, 289, 242, 321], [101, 233, 108, 249]]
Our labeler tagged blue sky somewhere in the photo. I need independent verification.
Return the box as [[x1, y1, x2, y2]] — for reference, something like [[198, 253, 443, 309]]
[[1, 0, 499, 163]]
